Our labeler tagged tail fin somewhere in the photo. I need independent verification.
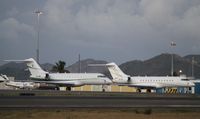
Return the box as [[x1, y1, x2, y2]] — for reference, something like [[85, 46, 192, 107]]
[[1, 74, 9, 80], [5, 58, 47, 79], [0, 74, 9, 82], [106, 63, 128, 81]]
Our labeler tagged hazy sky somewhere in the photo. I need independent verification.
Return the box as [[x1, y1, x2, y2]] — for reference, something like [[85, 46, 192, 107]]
[[0, 0, 200, 66]]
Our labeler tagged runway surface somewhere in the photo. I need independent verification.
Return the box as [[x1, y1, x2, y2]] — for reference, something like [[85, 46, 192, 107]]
[[0, 90, 200, 108]]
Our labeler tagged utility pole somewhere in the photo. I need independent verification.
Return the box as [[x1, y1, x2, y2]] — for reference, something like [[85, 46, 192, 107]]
[[34, 10, 43, 63], [192, 57, 194, 77], [78, 54, 81, 73], [170, 41, 176, 76]]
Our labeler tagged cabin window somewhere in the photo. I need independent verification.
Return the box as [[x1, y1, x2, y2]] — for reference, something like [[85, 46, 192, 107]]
[[181, 79, 189, 81], [97, 75, 106, 78]]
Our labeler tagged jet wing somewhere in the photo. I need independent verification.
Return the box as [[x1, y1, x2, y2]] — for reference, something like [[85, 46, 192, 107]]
[[118, 83, 164, 88]]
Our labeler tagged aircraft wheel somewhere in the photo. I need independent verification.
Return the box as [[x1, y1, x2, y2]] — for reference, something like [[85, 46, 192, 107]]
[[67, 87, 71, 91], [55, 87, 59, 90], [136, 89, 141, 93], [147, 89, 151, 93]]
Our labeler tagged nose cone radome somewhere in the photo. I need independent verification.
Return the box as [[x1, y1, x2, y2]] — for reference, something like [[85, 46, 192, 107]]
[[190, 82, 195, 87]]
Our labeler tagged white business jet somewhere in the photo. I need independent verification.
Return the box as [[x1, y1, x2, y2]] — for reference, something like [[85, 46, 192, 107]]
[[5, 81, 39, 90], [0, 74, 38, 89], [6, 58, 111, 90], [104, 62, 195, 92]]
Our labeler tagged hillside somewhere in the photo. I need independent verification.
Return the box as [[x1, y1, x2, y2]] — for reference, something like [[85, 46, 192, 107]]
[[0, 59, 109, 80], [66, 59, 107, 73], [120, 53, 200, 78], [66, 59, 111, 78], [0, 62, 29, 80], [0, 54, 200, 80], [184, 55, 200, 65], [0, 62, 54, 80]]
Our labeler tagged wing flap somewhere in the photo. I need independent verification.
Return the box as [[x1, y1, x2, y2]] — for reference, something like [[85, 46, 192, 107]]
[[119, 83, 163, 88]]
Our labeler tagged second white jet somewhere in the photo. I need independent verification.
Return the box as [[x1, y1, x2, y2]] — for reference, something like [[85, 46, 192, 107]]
[[105, 62, 195, 92]]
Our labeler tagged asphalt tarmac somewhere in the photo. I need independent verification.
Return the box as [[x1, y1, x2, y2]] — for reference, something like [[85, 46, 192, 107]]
[[0, 90, 200, 108]]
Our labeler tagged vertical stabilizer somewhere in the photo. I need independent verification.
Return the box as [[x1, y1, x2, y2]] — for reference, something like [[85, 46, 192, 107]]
[[24, 58, 47, 79], [0, 74, 9, 82], [5, 58, 47, 79], [106, 63, 128, 81], [1, 74, 9, 80]]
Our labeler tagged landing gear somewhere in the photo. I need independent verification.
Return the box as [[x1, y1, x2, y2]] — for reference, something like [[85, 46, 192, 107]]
[[146, 89, 151, 93], [55, 87, 59, 90], [66, 87, 71, 91], [136, 89, 141, 93]]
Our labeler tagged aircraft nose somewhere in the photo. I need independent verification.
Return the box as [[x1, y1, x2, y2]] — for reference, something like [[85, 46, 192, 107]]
[[191, 82, 195, 86], [188, 82, 195, 86]]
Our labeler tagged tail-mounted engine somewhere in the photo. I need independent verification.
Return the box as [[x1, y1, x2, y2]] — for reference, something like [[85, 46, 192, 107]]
[[127, 77, 131, 83], [45, 73, 50, 80]]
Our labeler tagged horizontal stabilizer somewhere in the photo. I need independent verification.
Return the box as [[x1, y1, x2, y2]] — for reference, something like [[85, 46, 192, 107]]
[[5, 58, 47, 78], [88, 62, 116, 67], [5, 58, 35, 63], [88, 64, 107, 67]]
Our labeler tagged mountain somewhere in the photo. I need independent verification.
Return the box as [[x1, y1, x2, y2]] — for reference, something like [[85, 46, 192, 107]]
[[120, 53, 200, 78], [0, 59, 110, 80], [0, 54, 200, 80], [66, 59, 111, 77], [184, 55, 200, 65], [41, 63, 54, 72], [0, 62, 54, 80], [0, 62, 29, 80]]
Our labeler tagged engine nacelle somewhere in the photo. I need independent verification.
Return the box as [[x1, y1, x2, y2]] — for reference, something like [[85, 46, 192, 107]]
[[127, 77, 131, 83], [45, 73, 50, 80]]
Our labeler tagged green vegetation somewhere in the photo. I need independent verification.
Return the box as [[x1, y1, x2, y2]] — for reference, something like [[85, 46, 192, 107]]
[[52, 60, 69, 73]]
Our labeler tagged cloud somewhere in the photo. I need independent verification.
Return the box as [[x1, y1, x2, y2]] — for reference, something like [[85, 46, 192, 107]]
[[43, 0, 200, 52], [0, 17, 35, 64], [0, 18, 34, 41], [0, 0, 200, 65]]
